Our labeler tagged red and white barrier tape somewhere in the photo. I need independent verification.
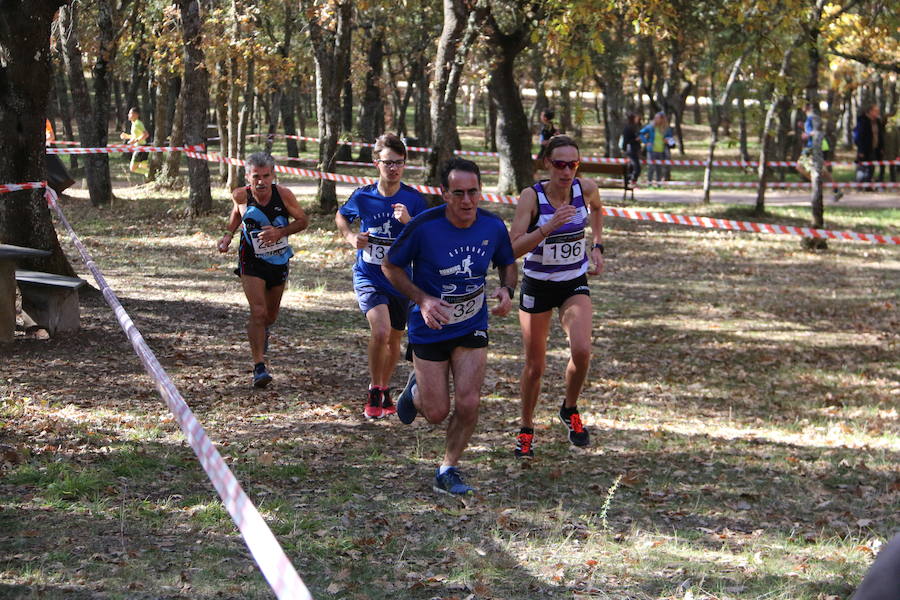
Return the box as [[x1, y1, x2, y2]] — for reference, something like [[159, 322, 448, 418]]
[[635, 180, 900, 189], [43, 188, 313, 600], [249, 133, 900, 168], [603, 206, 900, 245], [190, 152, 898, 244], [269, 155, 501, 175], [0, 181, 46, 194], [47, 144, 205, 155]]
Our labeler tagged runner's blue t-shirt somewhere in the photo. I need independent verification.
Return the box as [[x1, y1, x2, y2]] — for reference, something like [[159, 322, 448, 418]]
[[338, 182, 427, 296], [387, 205, 515, 344]]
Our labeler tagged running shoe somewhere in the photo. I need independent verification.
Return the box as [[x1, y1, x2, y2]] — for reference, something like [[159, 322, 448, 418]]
[[559, 405, 589, 447], [514, 431, 535, 459], [364, 388, 383, 420], [380, 387, 396, 416], [433, 467, 474, 497], [252, 363, 272, 388], [396, 371, 418, 424]]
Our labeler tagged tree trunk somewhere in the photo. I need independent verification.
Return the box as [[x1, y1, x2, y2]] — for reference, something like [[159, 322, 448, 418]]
[[52, 50, 78, 169], [558, 81, 572, 133], [738, 87, 750, 163], [59, 1, 114, 207], [756, 46, 795, 214], [702, 55, 745, 203], [335, 78, 353, 161], [528, 46, 548, 126], [303, 0, 352, 212], [357, 30, 385, 163], [0, 0, 74, 276], [178, 0, 213, 216], [413, 58, 431, 145], [804, 0, 828, 232], [427, 0, 479, 186], [488, 44, 535, 194], [148, 76, 172, 180], [163, 83, 185, 181]]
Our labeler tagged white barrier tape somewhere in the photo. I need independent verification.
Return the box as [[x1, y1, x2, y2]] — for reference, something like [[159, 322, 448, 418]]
[[44, 188, 313, 600], [250, 133, 900, 168], [0, 181, 46, 194], [47, 144, 205, 155], [191, 151, 899, 245]]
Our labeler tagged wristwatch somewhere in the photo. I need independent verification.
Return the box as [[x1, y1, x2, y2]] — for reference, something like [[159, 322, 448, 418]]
[[592, 243, 605, 254]]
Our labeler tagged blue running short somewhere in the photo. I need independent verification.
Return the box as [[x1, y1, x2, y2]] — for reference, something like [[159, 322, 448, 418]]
[[356, 284, 410, 331]]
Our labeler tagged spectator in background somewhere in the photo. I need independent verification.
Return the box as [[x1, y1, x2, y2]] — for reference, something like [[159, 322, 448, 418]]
[[620, 113, 642, 185], [538, 109, 558, 150], [855, 103, 885, 184], [639, 112, 675, 183], [120, 107, 149, 177]]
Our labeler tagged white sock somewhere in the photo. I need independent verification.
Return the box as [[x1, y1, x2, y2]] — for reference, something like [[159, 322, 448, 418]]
[[438, 465, 453, 475]]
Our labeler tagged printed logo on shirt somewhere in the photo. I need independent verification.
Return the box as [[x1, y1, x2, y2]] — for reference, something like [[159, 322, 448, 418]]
[[438, 245, 487, 278], [367, 213, 394, 237]]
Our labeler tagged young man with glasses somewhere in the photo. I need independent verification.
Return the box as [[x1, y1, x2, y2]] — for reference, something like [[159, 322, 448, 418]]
[[336, 133, 427, 419], [508, 135, 604, 458], [384, 158, 517, 497]]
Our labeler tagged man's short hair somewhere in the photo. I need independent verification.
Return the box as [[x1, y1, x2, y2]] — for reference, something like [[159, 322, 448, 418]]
[[374, 133, 407, 158], [541, 109, 555, 121], [129, 107, 140, 116], [246, 152, 275, 170], [440, 157, 481, 189]]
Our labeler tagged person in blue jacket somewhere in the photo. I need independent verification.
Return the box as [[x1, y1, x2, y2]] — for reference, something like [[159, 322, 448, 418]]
[[639, 112, 675, 183]]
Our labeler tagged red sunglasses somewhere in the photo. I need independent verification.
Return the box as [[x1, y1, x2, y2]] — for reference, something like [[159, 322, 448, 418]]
[[548, 159, 580, 171]]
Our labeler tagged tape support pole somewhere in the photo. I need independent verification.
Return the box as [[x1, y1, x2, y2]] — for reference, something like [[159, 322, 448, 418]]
[[44, 187, 314, 600]]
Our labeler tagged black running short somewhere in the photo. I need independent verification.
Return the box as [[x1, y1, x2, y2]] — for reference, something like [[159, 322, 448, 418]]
[[519, 274, 590, 314], [235, 256, 289, 289], [406, 329, 489, 362]]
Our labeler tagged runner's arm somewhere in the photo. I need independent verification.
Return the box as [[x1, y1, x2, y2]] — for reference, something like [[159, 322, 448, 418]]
[[217, 190, 247, 252], [491, 262, 518, 317], [383, 258, 451, 329], [258, 186, 308, 244], [582, 178, 605, 276], [509, 187, 543, 258], [335, 211, 368, 249]]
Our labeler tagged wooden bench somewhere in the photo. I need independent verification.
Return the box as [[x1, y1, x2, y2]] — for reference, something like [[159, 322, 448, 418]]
[[15, 270, 86, 336], [534, 159, 634, 201]]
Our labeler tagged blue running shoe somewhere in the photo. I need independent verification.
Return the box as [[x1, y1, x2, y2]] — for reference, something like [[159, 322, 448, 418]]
[[396, 370, 417, 424], [253, 363, 272, 388], [433, 467, 474, 497]]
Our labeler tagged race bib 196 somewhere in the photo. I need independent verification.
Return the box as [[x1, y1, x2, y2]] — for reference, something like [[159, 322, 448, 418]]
[[441, 285, 485, 325], [542, 231, 584, 266], [362, 234, 393, 265], [250, 230, 290, 257]]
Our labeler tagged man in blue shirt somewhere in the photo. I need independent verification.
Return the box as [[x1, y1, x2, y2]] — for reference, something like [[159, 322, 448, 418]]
[[336, 134, 427, 419], [384, 158, 518, 497]]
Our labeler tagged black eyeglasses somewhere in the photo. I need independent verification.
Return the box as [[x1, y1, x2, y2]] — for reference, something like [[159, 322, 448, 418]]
[[548, 159, 580, 171], [377, 159, 406, 168]]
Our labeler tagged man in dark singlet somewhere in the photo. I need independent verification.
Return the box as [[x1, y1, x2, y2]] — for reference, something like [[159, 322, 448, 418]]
[[217, 153, 309, 387]]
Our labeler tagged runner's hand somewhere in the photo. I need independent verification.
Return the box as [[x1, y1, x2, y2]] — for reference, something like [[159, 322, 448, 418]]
[[420, 296, 451, 330], [588, 247, 604, 276], [354, 231, 370, 249], [543, 204, 578, 234], [258, 225, 284, 244], [491, 287, 512, 317], [217, 233, 232, 253], [392, 203, 410, 224]]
